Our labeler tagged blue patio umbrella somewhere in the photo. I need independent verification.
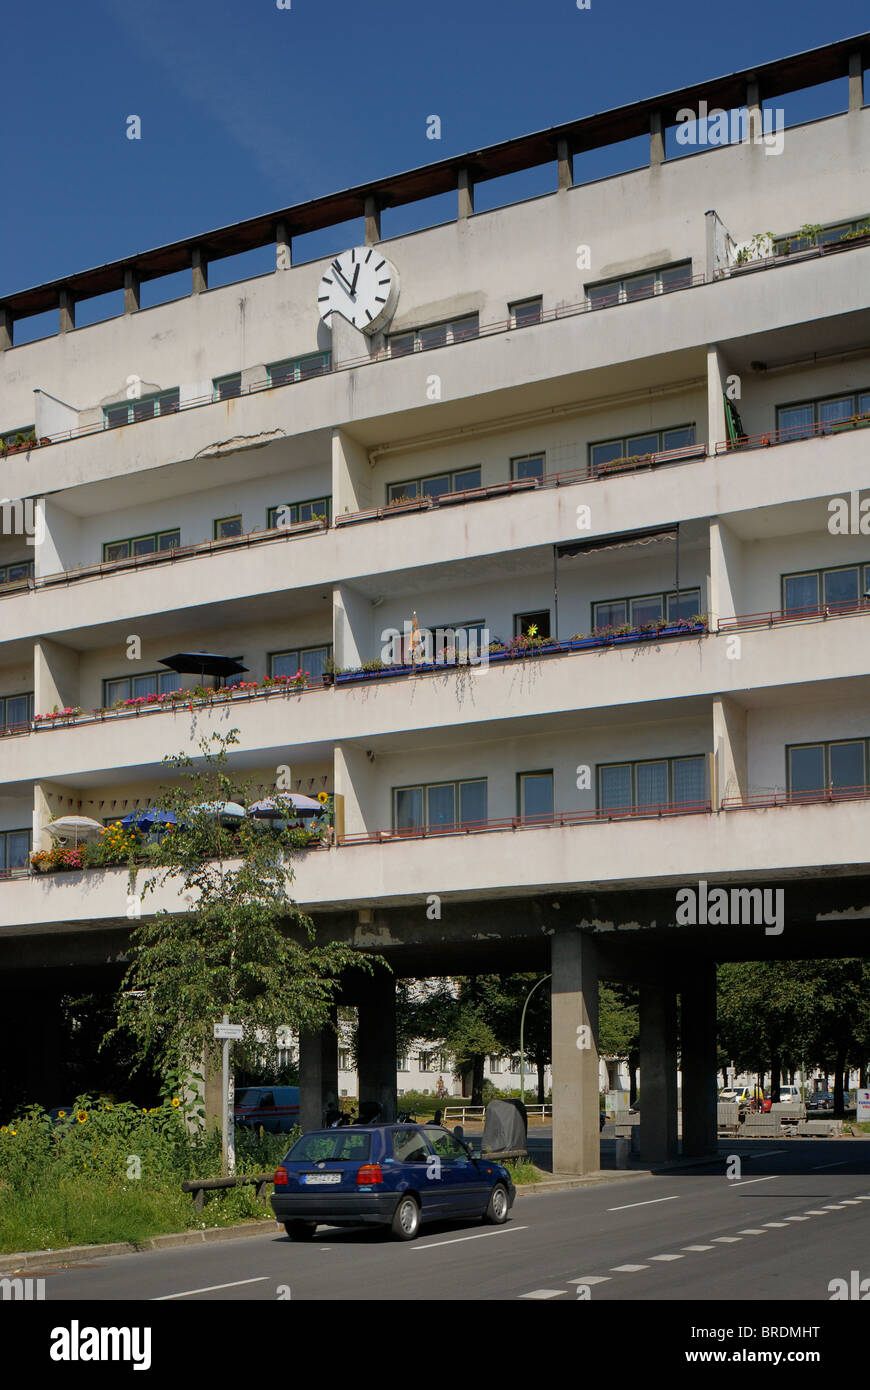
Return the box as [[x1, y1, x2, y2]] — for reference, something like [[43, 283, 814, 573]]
[[121, 809, 178, 831]]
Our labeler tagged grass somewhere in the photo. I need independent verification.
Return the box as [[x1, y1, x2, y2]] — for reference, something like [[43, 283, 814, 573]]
[[502, 1159, 546, 1184]]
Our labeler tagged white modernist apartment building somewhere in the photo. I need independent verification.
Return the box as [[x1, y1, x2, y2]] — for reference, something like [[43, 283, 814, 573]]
[[1, 36, 869, 1169]]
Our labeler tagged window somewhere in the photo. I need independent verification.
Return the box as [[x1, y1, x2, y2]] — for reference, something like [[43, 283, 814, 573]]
[[0, 693, 33, 729], [586, 262, 692, 309], [104, 389, 179, 429], [213, 373, 241, 401], [509, 1056, 522, 1074], [776, 390, 870, 440], [0, 829, 30, 872], [338, 1049, 352, 1070], [267, 497, 331, 528], [387, 467, 481, 504], [783, 565, 870, 615], [418, 1052, 435, 1074], [488, 1055, 501, 1074], [392, 1129, 430, 1163], [396, 1054, 409, 1073], [518, 770, 554, 821], [592, 587, 702, 629], [509, 297, 542, 328], [388, 314, 479, 358], [597, 755, 706, 813], [214, 516, 243, 540], [424, 1130, 468, 1160], [392, 779, 488, 832], [590, 425, 696, 472], [788, 739, 868, 799], [103, 530, 180, 563], [774, 217, 870, 256], [0, 559, 33, 586], [514, 610, 551, 640], [103, 671, 183, 706], [510, 452, 545, 481], [267, 351, 331, 387], [270, 646, 332, 684]]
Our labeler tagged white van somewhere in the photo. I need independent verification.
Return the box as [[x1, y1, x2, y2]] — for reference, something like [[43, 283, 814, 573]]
[[776, 1084, 802, 1104]]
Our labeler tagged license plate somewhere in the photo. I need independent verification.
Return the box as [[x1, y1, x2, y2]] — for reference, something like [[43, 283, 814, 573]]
[[302, 1172, 341, 1185]]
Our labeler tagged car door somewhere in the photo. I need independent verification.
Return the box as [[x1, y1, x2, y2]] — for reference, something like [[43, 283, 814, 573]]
[[389, 1127, 444, 1217], [423, 1127, 485, 1216]]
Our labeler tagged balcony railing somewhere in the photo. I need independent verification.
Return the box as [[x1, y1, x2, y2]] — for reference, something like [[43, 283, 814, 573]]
[[6, 272, 707, 454], [715, 412, 870, 454], [713, 229, 870, 282], [719, 600, 870, 631]]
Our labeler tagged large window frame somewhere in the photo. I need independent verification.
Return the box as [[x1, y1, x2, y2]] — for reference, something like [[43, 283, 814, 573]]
[[592, 587, 703, 630], [213, 373, 242, 401], [103, 671, 183, 706], [0, 559, 34, 586], [269, 645, 333, 684], [787, 738, 868, 800], [102, 529, 181, 563], [774, 216, 870, 256], [509, 297, 543, 328], [103, 389, 180, 430], [266, 351, 332, 387], [386, 467, 481, 505], [0, 693, 33, 729], [589, 425, 696, 472], [510, 452, 546, 481], [392, 779, 488, 833], [516, 769, 555, 822], [267, 497, 331, 529], [387, 313, 479, 358], [597, 754, 707, 814], [0, 828, 30, 873], [585, 261, 692, 309], [775, 389, 870, 441], [782, 563, 870, 615]]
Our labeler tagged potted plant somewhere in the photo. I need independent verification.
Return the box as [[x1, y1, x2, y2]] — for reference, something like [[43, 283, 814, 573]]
[[321, 658, 342, 687]]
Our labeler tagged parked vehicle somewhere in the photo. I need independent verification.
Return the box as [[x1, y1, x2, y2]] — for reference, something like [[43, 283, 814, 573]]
[[806, 1091, 835, 1112], [775, 1085, 802, 1104], [234, 1086, 300, 1134], [718, 1085, 766, 1109], [271, 1123, 515, 1241]]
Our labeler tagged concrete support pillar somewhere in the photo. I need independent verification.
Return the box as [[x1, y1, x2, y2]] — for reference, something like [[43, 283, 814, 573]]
[[649, 110, 665, 166], [745, 78, 761, 143], [191, 247, 208, 294], [848, 53, 863, 111], [364, 196, 381, 245], [275, 219, 292, 270], [680, 961, 718, 1157], [299, 1007, 339, 1131], [334, 743, 375, 839], [708, 516, 743, 628], [551, 930, 600, 1175], [706, 345, 729, 456], [123, 268, 140, 314], [638, 984, 678, 1164], [556, 138, 573, 190], [59, 291, 75, 334], [457, 168, 474, 219], [357, 973, 396, 1121], [0, 308, 13, 349], [332, 426, 373, 515], [34, 637, 81, 715], [713, 694, 748, 806]]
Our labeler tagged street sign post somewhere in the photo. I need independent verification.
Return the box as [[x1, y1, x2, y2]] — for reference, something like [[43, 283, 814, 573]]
[[214, 1017, 242, 1175], [857, 1088, 870, 1123]]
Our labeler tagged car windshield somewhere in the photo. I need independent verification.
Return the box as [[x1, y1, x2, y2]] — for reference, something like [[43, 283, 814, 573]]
[[234, 1090, 252, 1108], [287, 1131, 372, 1162]]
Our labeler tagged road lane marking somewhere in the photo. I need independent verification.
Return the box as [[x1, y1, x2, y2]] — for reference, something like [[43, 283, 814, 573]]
[[729, 1175, 779, 1188], [153, 1276, 269, 1301], [839, 1199, 862, 1205], [682, 1245, 714, 1251], [812, 1160, 853, 1170], [568, 1275, 610, 1285], [607, 1195, 680, 1212], [738, 1229, 768, 1235], [520, 1289, 565, 1299], [784, 1216, 809, 1221], [822, 1204, 846, 1210], [610, 1263, 649, 1272], [763, 1222, 789, 1228], [747, 1150, 788, 1159], [649, 1254, 684, 1261], [711, 1236, 741, 1242], [412, 1225, 527, 1251], [804, 1210, 831, 1215]]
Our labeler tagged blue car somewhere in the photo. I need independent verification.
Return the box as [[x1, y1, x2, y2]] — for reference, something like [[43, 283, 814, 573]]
[[271, 1123, 516, 1241]]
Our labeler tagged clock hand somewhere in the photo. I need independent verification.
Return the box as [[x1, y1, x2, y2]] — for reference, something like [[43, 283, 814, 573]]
[[331, 260, 354, 293], [350, 263, 360, 294]]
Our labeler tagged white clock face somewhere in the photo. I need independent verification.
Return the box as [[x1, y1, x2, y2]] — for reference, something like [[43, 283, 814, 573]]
[[318, 247, 400, 335]]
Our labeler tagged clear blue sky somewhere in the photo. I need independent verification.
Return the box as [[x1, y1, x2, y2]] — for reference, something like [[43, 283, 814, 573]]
[[2, 0, 867, 309]]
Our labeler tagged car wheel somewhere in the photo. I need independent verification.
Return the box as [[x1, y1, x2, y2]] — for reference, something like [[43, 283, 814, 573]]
[[283, 1221, 317, 1241], [391, 1194, 421, 1241], [484, 1183, 509, 1225]]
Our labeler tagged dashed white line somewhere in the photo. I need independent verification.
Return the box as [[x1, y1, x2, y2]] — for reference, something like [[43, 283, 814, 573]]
[[682, 1244, 715, 1251], [804, 1210, 831, 1216], [610, 1263, 649, 1272], [812, 1160, 853, 1170], [839, 1199, 862, 1205], [822, 1204, 846, 1211], [520, 1289, 566, 1300], [784, 1215, 810, 1221], [729, 1175, 779, 1188], [607, 1195, 680, 1212], [648, 1254, 684, 1262], [413, 1225, 528, 1250], [711, 1236, 742, 1243], [153, 1276, 269, 1301], [763, 1222, 789, 1228], [568, 1275, 611, 1285], [738, 1228, 768, 1235]]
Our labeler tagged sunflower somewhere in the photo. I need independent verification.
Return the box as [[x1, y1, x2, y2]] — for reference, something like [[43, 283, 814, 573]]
[[171, 1097, 181, 1108], [9, 1128, 17, 1136], [0, 1126, 7, 1134], [57, 1111, 66, 1119], [77, 1111, 88, 1124], [317, 792, 330, 804]]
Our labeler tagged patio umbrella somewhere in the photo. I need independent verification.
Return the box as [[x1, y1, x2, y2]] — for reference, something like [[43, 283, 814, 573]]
[[189, 801, 246, 824], [46, 815, 104, 845], [120, 809, 177, 831], [248, 794, 322, 817], [159, 653, 249, 683]]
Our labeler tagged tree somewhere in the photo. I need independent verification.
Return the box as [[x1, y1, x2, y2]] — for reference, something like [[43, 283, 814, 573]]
[[111, 732, 380, 1105]]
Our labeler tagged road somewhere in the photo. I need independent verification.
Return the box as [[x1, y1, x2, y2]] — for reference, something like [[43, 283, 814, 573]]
[[28, 1138, 870, 1302]]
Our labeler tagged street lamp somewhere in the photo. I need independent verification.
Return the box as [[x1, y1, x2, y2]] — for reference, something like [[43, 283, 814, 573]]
[[519, 974, 551, 1102]]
